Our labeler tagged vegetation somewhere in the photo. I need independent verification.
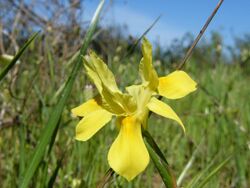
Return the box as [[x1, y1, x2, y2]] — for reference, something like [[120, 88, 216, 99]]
[[0, 0, 249, 187]]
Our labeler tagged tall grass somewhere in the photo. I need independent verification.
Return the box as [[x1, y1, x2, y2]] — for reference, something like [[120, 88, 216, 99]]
[[1, 47, 249, 187]]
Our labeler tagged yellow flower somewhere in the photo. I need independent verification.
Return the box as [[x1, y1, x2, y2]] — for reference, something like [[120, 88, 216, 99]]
[[71, 38, 197, 181]]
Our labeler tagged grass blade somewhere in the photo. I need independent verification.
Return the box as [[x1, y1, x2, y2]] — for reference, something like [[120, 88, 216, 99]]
[[177, 140, 203, 186], [142, 129, 168, 164], [122, 15, 161, 59], [46, 41, 55, 89], [97, 168, 115, 188], [144, 135, 177, 188], [186, 157, 217, 188], [142, 130, 177, 188], [0, 32, 39, 82], [19, 1, 105, 187], [196, 156, 232, 188], [18, 123, 25, 184], [47, 157, 63, 188]]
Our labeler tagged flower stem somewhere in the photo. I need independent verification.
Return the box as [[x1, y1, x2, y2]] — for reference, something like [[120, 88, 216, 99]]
[[145, 140, 177, 188]]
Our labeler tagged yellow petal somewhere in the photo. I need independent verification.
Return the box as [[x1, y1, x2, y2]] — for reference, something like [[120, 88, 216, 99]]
[[125, 84, 152, 127], [108, 116, 149, 181], [158, 71, 197, 99], [75, 109, 112, 141], [83, 57, 102, 92], [84, 51, 120, 92], [147, 97, 185, 132], [71, 96, 102, 117], [125, 84, 152, 111], [139, 38, 158, 90], [83, 52, 136, 115], [101, 84, 136, 115]]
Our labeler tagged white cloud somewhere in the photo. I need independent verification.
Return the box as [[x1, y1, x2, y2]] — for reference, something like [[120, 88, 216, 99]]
[[103, 5, 185, 45]]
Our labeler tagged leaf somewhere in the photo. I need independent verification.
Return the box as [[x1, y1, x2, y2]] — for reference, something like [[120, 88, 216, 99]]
[[142, 129, 168, 164], [143, 130, 177, 188], [19, 1, 105, 187], [47, 157, 63, 188], [145, 141, 177, 188], [0, 32, 40, 82]]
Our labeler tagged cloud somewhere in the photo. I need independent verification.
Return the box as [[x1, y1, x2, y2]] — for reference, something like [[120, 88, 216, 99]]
[[103, 5, 185, 45]]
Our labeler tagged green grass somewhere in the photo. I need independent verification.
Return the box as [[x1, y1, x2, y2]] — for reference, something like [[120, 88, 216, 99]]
[[1, 51, 249, 187]]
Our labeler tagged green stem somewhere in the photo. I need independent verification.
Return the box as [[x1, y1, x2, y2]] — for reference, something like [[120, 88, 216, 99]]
[[145, 141, 177, 188]]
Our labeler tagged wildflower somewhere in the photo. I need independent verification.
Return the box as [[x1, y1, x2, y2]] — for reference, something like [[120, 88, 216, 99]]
[[72, 38, 197, 181]]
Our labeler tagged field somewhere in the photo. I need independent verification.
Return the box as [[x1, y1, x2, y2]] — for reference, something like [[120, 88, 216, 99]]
[[0, 1, 250, 188]]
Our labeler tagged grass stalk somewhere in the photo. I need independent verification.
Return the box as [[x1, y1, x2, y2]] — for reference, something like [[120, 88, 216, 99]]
[[19, 1, 105, 187], [0, 32, 39, 82], [145, 141, 177, 188]]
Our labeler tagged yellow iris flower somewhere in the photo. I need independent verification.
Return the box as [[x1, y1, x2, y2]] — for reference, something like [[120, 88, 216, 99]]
[[71, 38, 197, 181]]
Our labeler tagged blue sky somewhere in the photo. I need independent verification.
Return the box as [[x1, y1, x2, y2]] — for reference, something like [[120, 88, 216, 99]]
[[83, 0, 250, 47]]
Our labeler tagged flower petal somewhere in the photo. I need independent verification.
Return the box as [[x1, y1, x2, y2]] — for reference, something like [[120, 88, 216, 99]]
[[139, 38, 158, 90], [108, 116, 149, 181], [147, 97, 185, 132], [126, 84, 152, 112], [75, 109, 112, 141], [84, 51, 120, 92], [126, 85, 152, 128], [158, 71, 197, 99], [101, 84, 136, 115], [83, 52, 136, 115], [71, 96, 102, 117]]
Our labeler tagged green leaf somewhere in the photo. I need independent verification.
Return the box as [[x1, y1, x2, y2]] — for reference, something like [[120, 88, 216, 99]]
[[19, 1, 105, 187], [47, 157, 63, 188], [143, 130, 177, 188], [142, 129, 168, 164], [145, 141, 177, 188], [0, 32, 40, 82]]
